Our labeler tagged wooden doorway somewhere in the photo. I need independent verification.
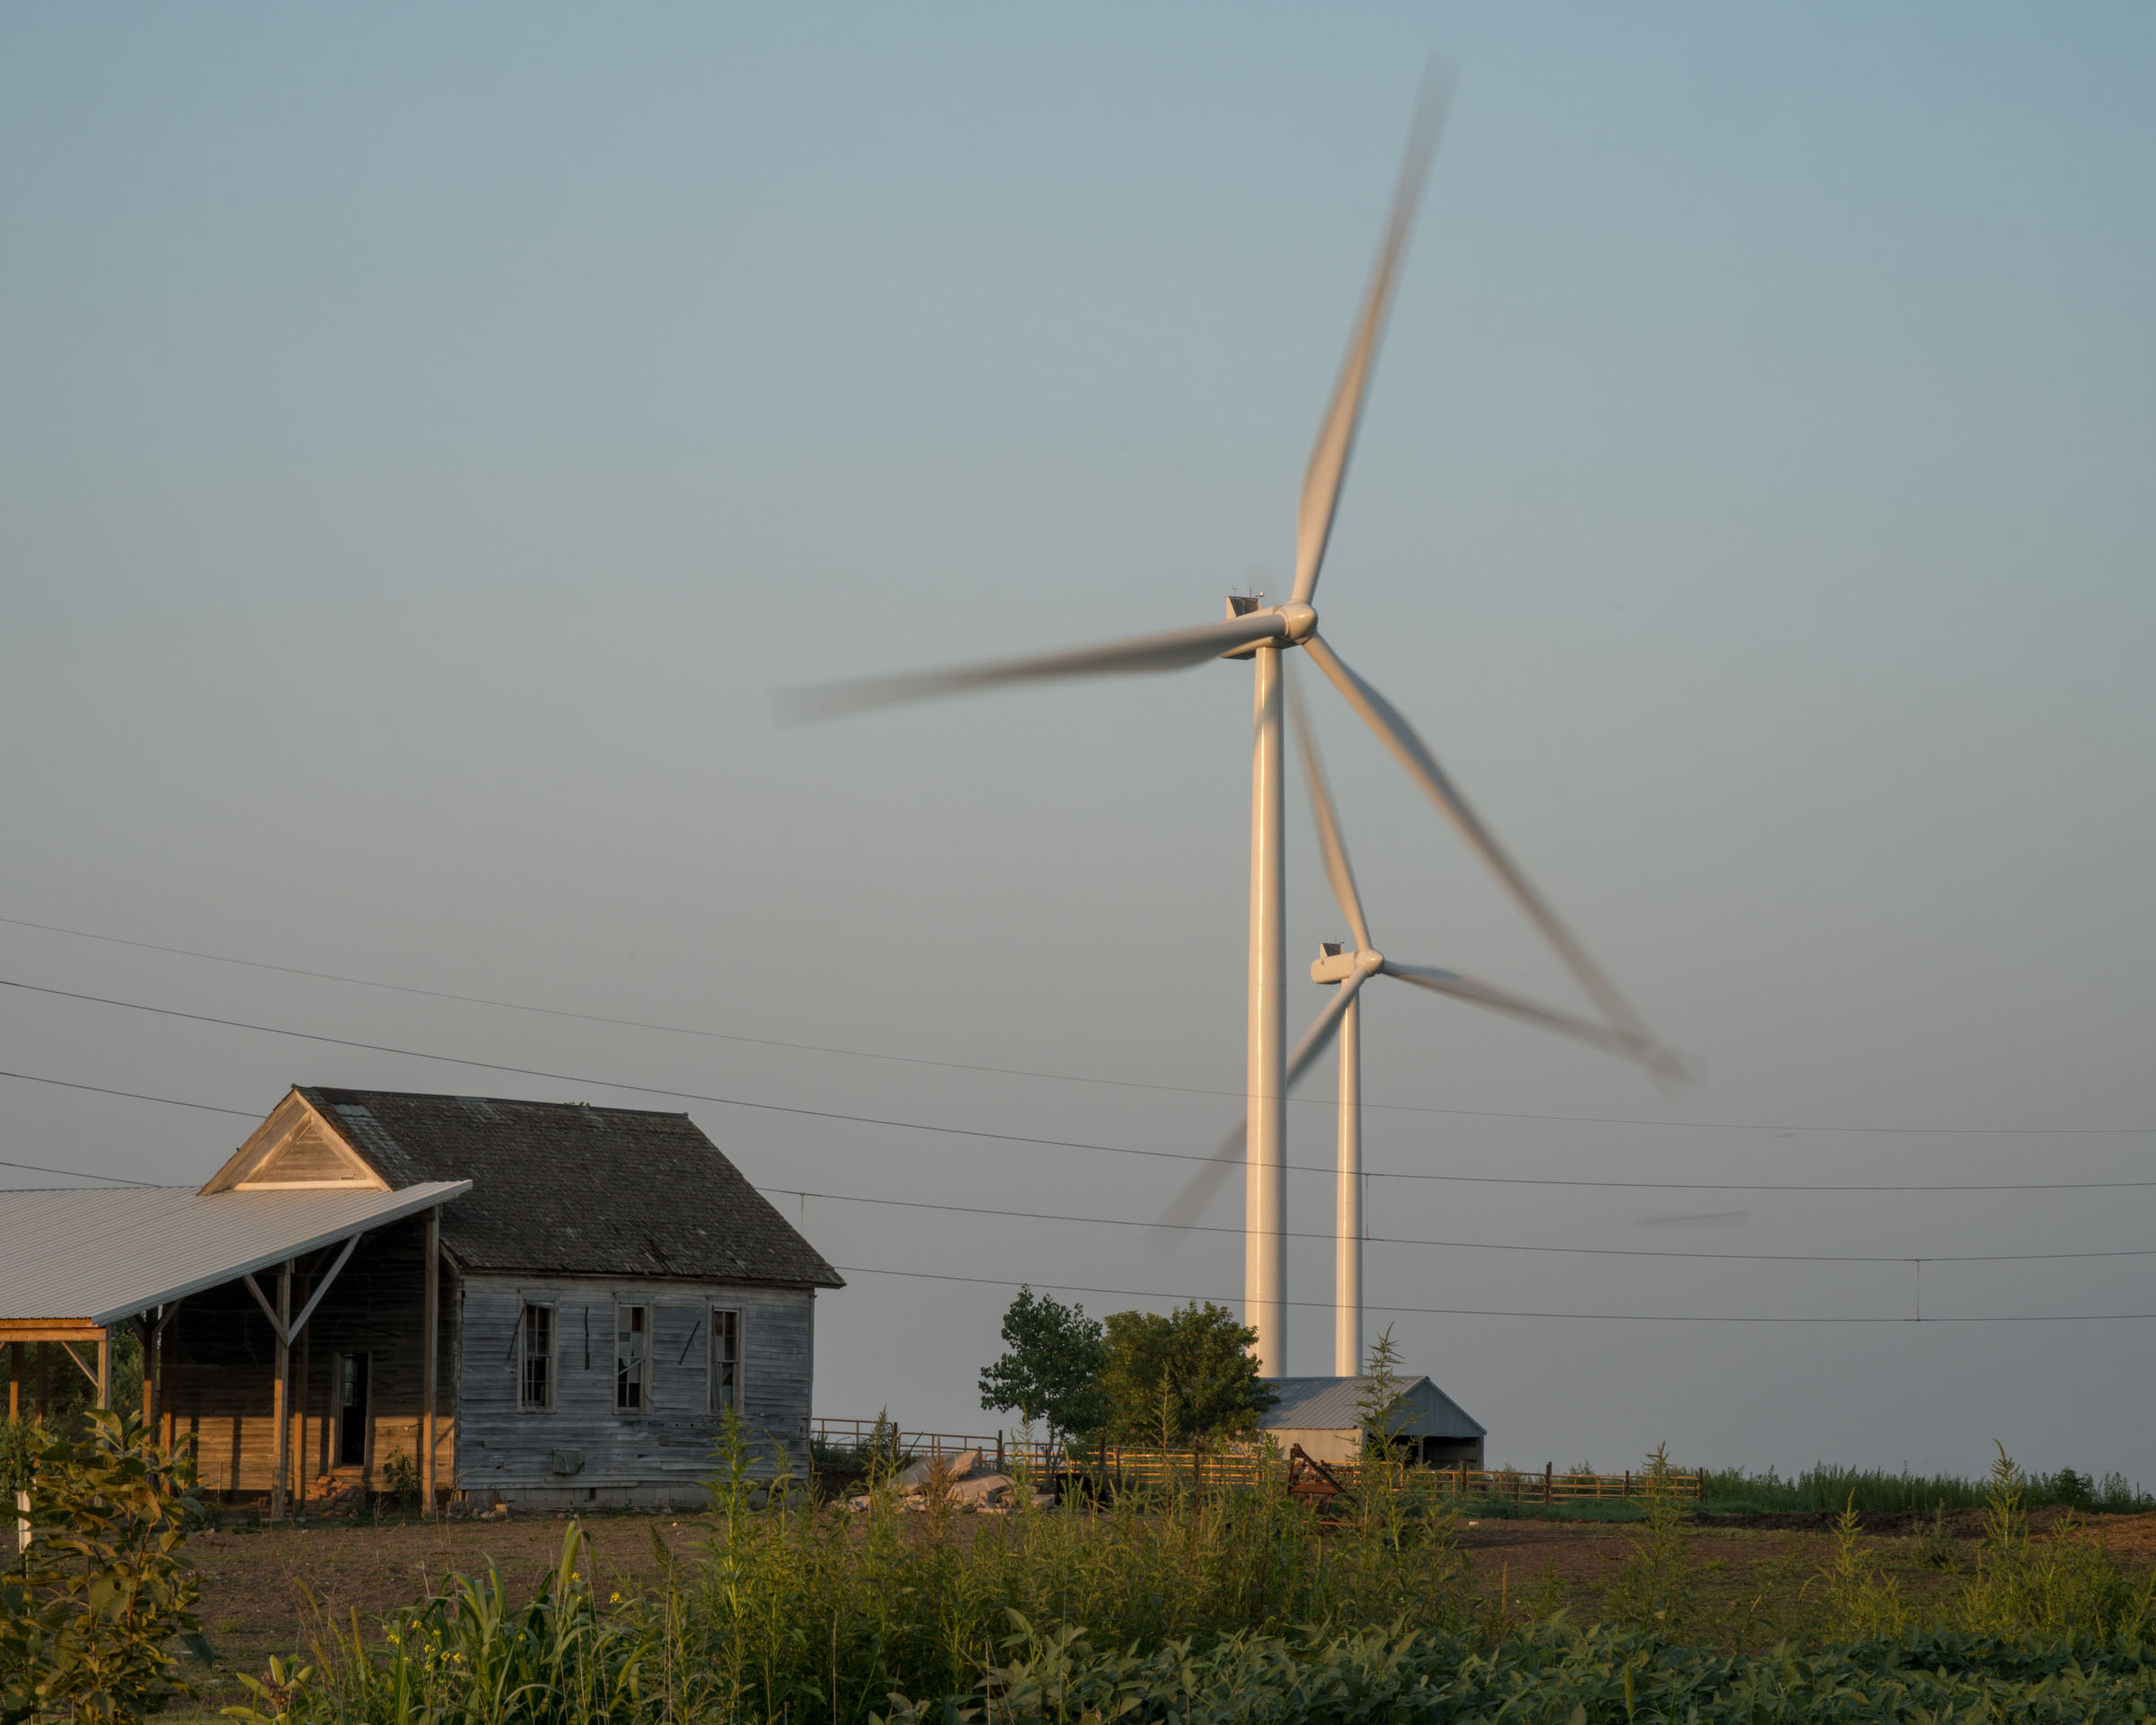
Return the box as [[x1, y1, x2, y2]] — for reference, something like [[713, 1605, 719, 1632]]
[[336, 1352, 370, 1468]]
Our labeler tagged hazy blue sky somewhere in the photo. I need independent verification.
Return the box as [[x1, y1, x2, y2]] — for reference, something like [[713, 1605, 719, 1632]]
[[4, 5, 2152, 1481]]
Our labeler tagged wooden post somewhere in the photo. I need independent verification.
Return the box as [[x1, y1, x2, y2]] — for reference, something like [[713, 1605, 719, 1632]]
[[293, 1300, 310, 1515], [96, 1328, 110, 1411], [7, 1340, 19, 1420], [421, 1206, 439, 1519], [271, 1260, 292, 1521], [1544, 1462, 1552, 1504]]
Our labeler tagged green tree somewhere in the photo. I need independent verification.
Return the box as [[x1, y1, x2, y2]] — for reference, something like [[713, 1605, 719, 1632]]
[[1100, 1302, 1277, 1444], [977, 1287, 1110, 1446]]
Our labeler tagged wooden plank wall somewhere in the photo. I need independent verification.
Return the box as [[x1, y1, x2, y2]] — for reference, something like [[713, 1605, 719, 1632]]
[[172, 1216, 455, 1501], [455, 1276, 815, 1506]]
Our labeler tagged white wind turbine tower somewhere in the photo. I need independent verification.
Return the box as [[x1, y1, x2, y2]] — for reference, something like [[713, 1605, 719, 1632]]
[[1162, 668, 1672, 1375], [782, 69, 1673, 1376]]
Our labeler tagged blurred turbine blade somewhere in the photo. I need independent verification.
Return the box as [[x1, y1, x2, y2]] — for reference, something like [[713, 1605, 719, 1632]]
[[1379, 960, 1674, 1072], [1302, 632, 1665, 1063], [774, 612, 1289, 723], [1291, 62, 1456, 609], [1288, 659, 1373, 951], [1156, 969, 1367, 1236]]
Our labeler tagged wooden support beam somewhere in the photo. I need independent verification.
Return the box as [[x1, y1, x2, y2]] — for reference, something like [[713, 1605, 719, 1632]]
[[421, 1206, 439, 1518], [271, 1261, 292, 1521], [7, 1340, 19, 1420], [96, 1328, 110, 1411]]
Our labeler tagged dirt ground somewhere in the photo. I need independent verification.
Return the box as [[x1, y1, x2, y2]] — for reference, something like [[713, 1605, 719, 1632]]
[[178, 1507, 2156, 1710]]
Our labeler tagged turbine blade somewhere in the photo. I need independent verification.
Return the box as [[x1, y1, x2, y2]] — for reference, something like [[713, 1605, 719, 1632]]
[[1380, 960, 1682, 1077], [775, 611, 1289, 723], [1291, 63, 1456, 609], [1287, 659, 1373, 951], [1303, 632, 1664, 1062], [1156, 969, 1366, 1234]]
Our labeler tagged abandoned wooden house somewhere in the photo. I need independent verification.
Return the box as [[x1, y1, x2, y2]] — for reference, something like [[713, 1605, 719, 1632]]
[[0, 1086, 843, 1511], [1258, 1375, 1486, 1468]]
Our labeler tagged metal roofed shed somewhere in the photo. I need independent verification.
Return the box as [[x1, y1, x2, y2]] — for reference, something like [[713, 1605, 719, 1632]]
[[0, 1183, 471, 1327], [1258, 1375, 1486, 1468]]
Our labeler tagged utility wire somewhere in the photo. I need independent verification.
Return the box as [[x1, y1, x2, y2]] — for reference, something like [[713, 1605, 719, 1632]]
[[3, 1038, 2155, 1197], [764, 1186, 2156, 1265], [0, 1153, 162, 1187], [833, 1264, 2156, 1323], [4, 913, 2149, 1138], [0, 1059, 2144, 1260]]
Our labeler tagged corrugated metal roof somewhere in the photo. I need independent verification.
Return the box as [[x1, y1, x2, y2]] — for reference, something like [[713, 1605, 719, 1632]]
[[1259, 1375, 1487, 1439], [0, 1181, 470, 1325]]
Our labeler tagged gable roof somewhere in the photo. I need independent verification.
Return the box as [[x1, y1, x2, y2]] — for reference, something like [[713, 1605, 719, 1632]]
[[1258, 1375, 1485, 1440], [206, 1088, 843, 1288]]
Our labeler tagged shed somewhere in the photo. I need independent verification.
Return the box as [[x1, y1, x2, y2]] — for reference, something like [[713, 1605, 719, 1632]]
[[1258, 1375, 1485, 1468]]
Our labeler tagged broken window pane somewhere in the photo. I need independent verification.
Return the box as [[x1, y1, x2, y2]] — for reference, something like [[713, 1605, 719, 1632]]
[[709, 1307, 740, 1413], [520, 1304, 552, 1411], [615, 1304, 648, 1411]]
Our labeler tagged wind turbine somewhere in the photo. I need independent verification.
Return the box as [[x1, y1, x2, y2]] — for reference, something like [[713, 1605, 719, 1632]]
[[1162, 668, 1667, 1375], [781, 69, 1670, 1376]]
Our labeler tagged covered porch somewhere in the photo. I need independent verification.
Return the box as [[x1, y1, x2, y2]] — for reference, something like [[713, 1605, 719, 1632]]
[[0, 1179, 466, 1517]]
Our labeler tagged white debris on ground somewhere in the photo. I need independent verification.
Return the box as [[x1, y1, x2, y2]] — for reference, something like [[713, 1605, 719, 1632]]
[[847, 1448, 1055, 1514]]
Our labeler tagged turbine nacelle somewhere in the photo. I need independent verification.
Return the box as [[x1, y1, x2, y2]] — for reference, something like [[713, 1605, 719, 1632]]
[[1312, 942, 1382, 984], [1218, 597, 1317, 659]]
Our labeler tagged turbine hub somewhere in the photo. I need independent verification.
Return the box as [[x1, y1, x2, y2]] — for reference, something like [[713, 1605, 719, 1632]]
[[1278, 600, 1318, 641]]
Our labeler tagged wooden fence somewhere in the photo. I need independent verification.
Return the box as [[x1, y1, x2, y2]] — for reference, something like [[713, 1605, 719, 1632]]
[[809, 1420, 1699, 1501]]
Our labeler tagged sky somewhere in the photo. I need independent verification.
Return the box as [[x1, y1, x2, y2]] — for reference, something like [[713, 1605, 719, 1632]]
[[3, 5, 2152, 1482]]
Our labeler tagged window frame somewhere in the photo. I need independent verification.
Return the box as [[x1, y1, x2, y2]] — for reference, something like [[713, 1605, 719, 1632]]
[[708, 1305, 744, 1415], [517, 1301, 556, 1413], [614, 1300, 652, 1414]]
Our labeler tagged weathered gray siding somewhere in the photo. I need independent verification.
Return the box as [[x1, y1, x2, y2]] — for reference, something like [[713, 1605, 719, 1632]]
[[455, 1273, 816, 1508]]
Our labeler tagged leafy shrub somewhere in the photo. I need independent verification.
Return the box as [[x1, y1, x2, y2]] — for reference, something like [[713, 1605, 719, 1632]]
[[1954, 1444, 2156, 1639], [0, 1410, 206, 1725], [377, 1449, 419, 1516], [1603, 1443, 1692, 1635]]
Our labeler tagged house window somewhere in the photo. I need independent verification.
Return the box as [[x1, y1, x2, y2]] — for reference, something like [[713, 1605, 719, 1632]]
[[519, 1304, 554, 1411], [614, 1304, 649, 1411], [709, 1308, 742, 1413]]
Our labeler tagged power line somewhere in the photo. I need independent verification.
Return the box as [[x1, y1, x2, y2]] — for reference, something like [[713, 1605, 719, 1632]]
[[0, 1153, 161, 1187], [4, 913, 2149, 1139], [832, 1264, 2156, 1323], [3, 1043, 2155, 1198], [767, 1186, 2156, 1265], [0, 1067, 257, 1119]]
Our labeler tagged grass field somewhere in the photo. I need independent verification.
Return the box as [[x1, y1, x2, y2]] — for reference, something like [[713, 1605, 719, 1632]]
[[163, 1477, 2156, 1721]]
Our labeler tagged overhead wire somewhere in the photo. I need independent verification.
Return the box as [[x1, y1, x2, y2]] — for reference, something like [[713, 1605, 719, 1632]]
[[2, 1025, 2154, 1198], [4, 912, 2150, 1137], [763, 1186, 2156, 1265], [0, 1061, 2147, 1263], [832, 1264, 2156, 1323]]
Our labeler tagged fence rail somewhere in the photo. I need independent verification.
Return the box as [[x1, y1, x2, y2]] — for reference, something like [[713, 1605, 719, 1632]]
[[809, 1420, 1699, 1500]]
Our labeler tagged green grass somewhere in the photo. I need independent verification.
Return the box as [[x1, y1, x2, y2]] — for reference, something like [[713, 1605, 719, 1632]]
[[1699, 1461, 2154, 1517]]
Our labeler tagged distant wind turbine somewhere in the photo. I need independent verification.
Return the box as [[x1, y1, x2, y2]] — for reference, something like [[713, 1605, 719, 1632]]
[[1162, 667, 1673, 1375], [781, 66, 1674, 1376]]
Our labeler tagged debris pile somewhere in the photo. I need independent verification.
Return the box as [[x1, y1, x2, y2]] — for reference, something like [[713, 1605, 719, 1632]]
[[847, 1447, 1054, 1515]]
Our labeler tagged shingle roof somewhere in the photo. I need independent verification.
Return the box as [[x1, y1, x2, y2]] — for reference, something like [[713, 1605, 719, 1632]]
[[1259, 1375, 1485, 1439], [299, 1088, 844, 1288]]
